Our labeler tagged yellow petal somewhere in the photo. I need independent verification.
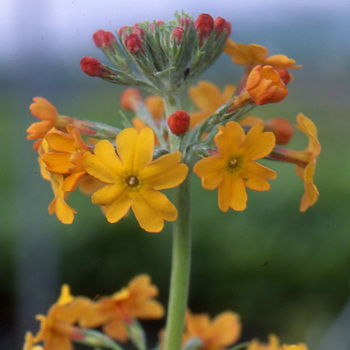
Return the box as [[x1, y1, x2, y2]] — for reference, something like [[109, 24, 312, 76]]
[[242, 161, 277, 191], [264, 54, 302, 69], [218, 176, 247, 211], [104, 190, 132, 223], [43, 152, 72, 173], [45, 131, 76, 152], [117, 128, 154, 173], [132, 190, 177, 232], [210, 312, 241, 346], [83, 141, 123, 184], [242, 123, 276, 160], [215, 122, 245, 156], [140, 152, 188, 190], [193, 156, 225, 190], [92, 183, 127, 206]]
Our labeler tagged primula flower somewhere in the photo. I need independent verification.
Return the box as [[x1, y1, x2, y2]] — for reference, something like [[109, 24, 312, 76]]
[[193, 121, 276, 211], [188, 81, 236, 127], [42, 126, 88, 192], [246, 65, 288, 105], [269, 114, 321, 212], [27, 97, 73, 150], [24, 285, 90, 350], [38, 140, 77, 224], [83, 127, 188, 232], [225, 39, 302, 70], [183, 310, 241, 350], [79, 274, 165, 342], [247, 334, 308, 350]]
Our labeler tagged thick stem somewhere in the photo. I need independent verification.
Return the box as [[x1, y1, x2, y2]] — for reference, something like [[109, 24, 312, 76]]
[[163, 95, 192, 350], [164, 177, 191, 350]]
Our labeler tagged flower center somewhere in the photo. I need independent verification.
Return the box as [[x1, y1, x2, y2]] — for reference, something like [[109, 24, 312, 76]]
[[126, 175, 139, 187], [228, 158, 238, 169]]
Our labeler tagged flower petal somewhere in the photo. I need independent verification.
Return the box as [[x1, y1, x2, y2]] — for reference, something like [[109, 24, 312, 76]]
[[83, 140, 123, 184], [140, 152, 188, 190], [104, 190, 132, 223], [132, 190, 177, 232], [117, 128, 154, 173], [242, 123, 276, 159], [215, 122, 245, 156], [218, 176, 247, 211], [193, 156, 225, 190], [242, 161, 277, 191]]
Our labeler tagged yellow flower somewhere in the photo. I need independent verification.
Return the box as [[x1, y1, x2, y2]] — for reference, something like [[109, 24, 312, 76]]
[[83, 127, 188, 232], [247, 334, 308, 350], [25, 285, 91, 350], [193, 121, 276, 211], [42, 126, 88, 192], [188, 81, 236, 127], [224, 39, 302, 70], [79, 274, 165, 342], [27, 97, 73, 150], [183, 310, 241, 350], [269, 114, 320, 212]]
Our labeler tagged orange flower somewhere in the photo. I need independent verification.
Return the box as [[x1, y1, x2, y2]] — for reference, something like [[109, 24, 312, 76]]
[[42, 126, 88, 192], [79, 274, 165, 342], [183, 310, 241, 350], [247, 334, 308, 350], [246, 65, 288, 105], [193, 121, 276, 211], [225, 39, 302, 70], [269, 114, 321, 212], [25, 285, 90, 350], [38, 139, 77, 224], [27, 97, 73, 150], [188, 81, 236, 127]]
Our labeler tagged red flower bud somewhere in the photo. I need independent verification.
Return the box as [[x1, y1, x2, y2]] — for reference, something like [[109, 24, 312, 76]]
[[195, 13, 214, 41], [120, 88, 143, 111], [171, 27, 184, 45], [92, 29, 105, 48], [214, 17, 231, 37], [180, 17, 191, 29], [102, 31, 117, 49], [132, 26, 145, 40], [264, 118, 294, 145], [125, 34, 144, 55], [167, 110, 190, 136], [80, 57, 113, 78], [275, 68, 292, 86], [118, 25, 128, 38]]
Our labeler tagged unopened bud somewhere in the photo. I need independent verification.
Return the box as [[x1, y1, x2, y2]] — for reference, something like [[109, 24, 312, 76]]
[[133, 26, 145, 40], [214, 17, 231, 37], [171, 27, 184, 45], [125, 34, 144, 55], [180, 17, 191, 29], [167, 110, 190, 136], [275, 68, 292, 86], [92, 29, 105, 48], [120, 88, 143, 111], [118, 25, 128, 38], [195, 13, 214, 42], [102, 31, 117, 49], [264, 118, 294, 145], [80, 57, 112, 78]]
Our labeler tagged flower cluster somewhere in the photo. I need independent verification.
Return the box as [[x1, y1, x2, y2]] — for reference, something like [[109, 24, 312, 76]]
[[25, 10, 321, 350]]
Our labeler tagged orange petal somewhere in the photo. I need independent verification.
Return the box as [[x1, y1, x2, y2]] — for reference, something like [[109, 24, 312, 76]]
[[218, 176, 247, 211]]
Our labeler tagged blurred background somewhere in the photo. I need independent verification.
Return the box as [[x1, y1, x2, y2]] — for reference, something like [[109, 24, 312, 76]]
[[1, 0, 350, 349]]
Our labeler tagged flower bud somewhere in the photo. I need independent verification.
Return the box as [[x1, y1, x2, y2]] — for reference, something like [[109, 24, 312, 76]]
[[246, 65, 288, 105], [167, 110, 190, 136], [80, 57, 113, 78], [275, 68, 292, 86], [125, 33, 144, 55], [264, 118, 294, 145], [92, 29, 105, 48], [180, 16, 191, 29], [102, 31, 117, 49], [214, 17, 231, 37], [133, 26, 145, 40], [120, 88, 143, 111], [171, 27, 184, 45], [195, 13, 214, 42]]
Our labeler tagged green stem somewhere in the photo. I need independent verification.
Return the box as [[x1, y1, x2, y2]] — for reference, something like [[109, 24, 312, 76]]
[[164, 178, 192, 350], [163, 94, 192, 350]]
